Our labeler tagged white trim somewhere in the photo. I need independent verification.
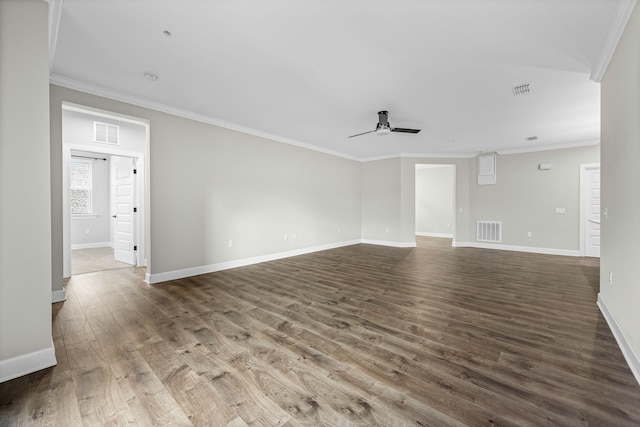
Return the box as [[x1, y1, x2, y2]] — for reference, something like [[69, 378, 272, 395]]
[[362, 152, 475, 162], [360, 239, 417, 248], [416, 232, 453, 238], [597, 294, 640, 386], [145, 240, 362, 284], [496, 139, 600, 155], [63, 101, 150, 126], [0, 341, 57, 383], [50, 78, 360, 162], [52, 289, 66, 303], [71, 214, 98, 219], [591, 0, 638, 82], [48, 0, 63, 71], [580, 163, 601, 257], [452, 241, 580, 257], [71, 241, 112, 250]]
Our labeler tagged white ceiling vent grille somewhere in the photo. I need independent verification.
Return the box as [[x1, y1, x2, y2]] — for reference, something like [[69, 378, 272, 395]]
[[477, 221, 502, 243], [94, 122, 119, 145], [512, 83, 531, 97]]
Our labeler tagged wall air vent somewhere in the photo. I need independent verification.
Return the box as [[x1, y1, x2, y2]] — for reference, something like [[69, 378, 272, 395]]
[[94, 121, 119, 145], [512, 83, 531, 97], [477, 153, 496, 186], [526, 136, 538, 141], [477, 221, 502, 243]]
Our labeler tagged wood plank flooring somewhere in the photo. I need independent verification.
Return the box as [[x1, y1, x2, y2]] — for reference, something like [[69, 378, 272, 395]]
[[71, 247, 132, 275], [2, 237, 640, 426]]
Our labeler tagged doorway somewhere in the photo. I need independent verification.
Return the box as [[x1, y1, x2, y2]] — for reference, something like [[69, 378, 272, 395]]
[[62, 103, 149, 277], [415, 164, 456, 245], [580, 163, 601, 257]]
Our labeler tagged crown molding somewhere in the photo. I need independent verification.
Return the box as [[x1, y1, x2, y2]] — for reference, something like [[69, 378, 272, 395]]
[[47, 0, 64, 72], [495, 139, 600, 155], [591, 0, 637, 82], [49, 75, 361, 162]]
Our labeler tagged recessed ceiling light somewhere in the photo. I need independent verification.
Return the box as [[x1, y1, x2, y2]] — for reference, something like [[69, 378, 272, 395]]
[[143, 72, 158, 82], [163, 30, 171, 37]]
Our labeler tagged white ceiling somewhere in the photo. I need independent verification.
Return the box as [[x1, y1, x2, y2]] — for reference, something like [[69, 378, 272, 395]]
[[50, 0, 628, 160]]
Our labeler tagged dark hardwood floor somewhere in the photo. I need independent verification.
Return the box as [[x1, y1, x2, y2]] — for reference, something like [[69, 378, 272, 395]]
[[2, 237, 639, 426]]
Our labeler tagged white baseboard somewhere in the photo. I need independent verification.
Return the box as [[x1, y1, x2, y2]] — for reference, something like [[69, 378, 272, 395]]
[[0, 340, 57, 383], [452, 241, 580, 257], [597, 294, 640, 386], [51, 289, 66, 303], [361, 239, 417, 248], [416, 232, 453, 238], [146, 240, 362, 284], [71, 242, 112, 250]]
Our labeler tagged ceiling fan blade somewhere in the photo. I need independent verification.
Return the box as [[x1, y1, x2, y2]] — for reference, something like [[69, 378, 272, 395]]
[[347, 130, 375, 138], [391, 128, 421, 134]]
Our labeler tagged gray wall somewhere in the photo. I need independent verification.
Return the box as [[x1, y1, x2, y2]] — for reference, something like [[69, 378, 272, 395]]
[[69, 151, 111, 247], [63, 109, 146, 153], [362, 157, 471, 245], [363, 148, 598, 252], [415, 165, 455, 237], [361, 158, 403, 243], [467, 146, 599, 250], [0, 0, 55, 379], [50, 85, 362, 282], [600, 3, 640, 377]]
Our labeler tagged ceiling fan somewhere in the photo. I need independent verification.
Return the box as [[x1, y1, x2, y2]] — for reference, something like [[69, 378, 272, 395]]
[[348, 111, 421, 138]]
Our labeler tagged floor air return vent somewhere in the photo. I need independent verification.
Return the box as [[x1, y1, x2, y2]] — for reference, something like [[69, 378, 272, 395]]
[[477, 221, 502, 243]]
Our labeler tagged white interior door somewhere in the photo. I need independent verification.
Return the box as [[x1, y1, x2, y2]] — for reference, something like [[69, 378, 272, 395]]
[[585, 166, 601, 257], [112, 156, 136, 265]]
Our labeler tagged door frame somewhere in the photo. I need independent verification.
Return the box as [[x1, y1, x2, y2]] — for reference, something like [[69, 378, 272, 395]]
[[62, 103, 150, 278], [580, 163, 601, 257], [414, 163, 457, 242]]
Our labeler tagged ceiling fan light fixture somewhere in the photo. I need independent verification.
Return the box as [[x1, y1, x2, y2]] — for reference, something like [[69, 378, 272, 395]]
[[376, 126, 392, 136]]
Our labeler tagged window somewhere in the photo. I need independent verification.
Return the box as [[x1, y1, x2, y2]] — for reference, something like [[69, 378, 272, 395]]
[[70, 160, 93, 214]]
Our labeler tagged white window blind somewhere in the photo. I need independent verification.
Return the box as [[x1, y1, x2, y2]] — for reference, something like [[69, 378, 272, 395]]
[[70, 160, 93, 214]]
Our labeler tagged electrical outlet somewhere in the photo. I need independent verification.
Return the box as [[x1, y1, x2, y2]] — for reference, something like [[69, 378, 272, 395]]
[[283, 234, 288, 241], [386, 227, 390, 233], [292, 233, 297, 240], [609, 271, 613, 285], [85, 228, 91, 234], [527, 231, 532, 237], [228, 240, 233, 248]]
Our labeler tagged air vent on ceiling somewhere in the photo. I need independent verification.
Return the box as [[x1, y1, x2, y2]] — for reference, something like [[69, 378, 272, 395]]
[[94, 122, 119, 145], [512, 83, 531, 97]]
